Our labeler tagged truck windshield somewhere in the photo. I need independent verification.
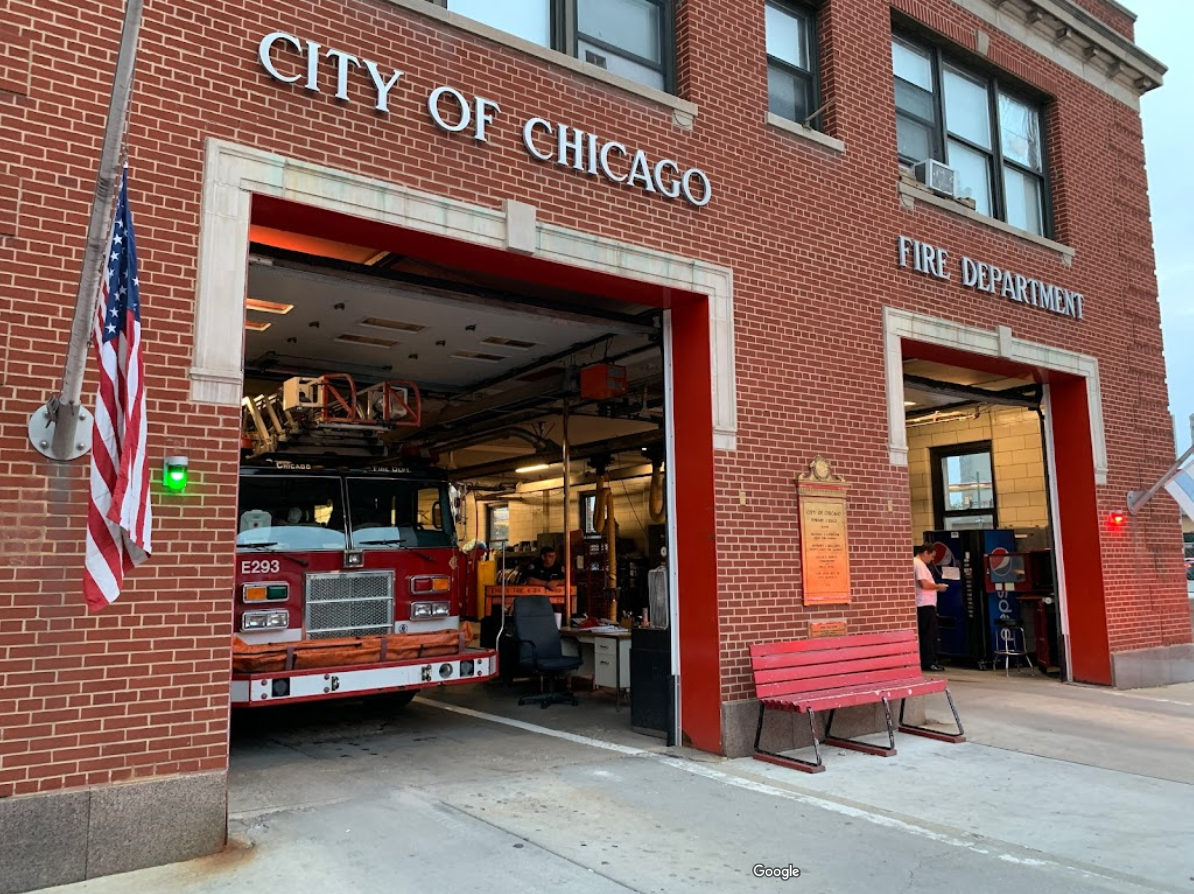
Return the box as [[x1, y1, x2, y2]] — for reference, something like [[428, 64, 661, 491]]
[[235, 475, 348, 551], [346, 478, 454, 549]]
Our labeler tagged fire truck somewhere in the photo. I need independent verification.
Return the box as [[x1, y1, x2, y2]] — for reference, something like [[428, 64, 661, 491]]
[[230, 374, 497, 707]]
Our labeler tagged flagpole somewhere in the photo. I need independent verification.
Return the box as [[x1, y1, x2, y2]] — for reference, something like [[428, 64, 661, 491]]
[[29, 0, 146, 462], [1127, 441, 1194, 515]]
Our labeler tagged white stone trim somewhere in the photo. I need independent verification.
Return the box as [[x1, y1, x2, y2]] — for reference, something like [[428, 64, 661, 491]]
[[191, 139, 737, 450], [883, 307, 1107, 485], [765, 114, 846, 154], [950, 0, 1164, 108], [898, 181, 1076, 263], [378, 0, 698, 129]]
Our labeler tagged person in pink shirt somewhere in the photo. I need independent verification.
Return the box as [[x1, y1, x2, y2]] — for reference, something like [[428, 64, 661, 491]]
[[914, 544, 949, 671]]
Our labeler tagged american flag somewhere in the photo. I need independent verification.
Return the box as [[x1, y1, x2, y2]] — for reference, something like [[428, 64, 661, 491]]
[[83, 168, 152, 612]]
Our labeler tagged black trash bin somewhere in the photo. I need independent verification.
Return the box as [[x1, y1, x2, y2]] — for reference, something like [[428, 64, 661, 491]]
[[630, 627, 673, 743]]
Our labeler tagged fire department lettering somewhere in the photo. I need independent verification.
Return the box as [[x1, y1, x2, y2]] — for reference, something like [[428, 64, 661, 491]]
[[897, 235, 1085, 321]]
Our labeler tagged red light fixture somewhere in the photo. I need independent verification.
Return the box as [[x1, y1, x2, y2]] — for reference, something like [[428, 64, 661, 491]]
[[1108, 510, 1127, 527]]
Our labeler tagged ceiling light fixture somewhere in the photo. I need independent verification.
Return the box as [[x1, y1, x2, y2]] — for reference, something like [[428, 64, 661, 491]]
[[481, 337, 538, 350], [245, 298, 294, 315], [515, 463, 556, 474], [359, 317, 426, 332], [244, 320, 272, 332], [334, 333, 398, 348]]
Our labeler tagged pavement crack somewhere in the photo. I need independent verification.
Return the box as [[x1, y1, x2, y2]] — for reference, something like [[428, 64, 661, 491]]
[[433, 797, 647, 892]]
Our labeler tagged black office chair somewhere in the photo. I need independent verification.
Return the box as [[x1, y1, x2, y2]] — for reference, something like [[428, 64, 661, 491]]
[[509, 595, 581, 708]]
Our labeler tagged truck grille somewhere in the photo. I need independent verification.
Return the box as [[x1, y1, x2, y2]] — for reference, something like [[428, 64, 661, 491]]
[[304, 571, 395, 640]]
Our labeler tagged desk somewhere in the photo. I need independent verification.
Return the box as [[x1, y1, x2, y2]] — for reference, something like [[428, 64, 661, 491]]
[[560, 627, 631, 710]]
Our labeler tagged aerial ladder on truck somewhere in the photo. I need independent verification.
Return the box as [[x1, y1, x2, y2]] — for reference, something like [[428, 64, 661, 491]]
[[241, 374, 423, 460]]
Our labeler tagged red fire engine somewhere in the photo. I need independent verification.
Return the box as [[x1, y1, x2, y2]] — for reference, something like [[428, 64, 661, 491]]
[[230, 374, 497, 707]]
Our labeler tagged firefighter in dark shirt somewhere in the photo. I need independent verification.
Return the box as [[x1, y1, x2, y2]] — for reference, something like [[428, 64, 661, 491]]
[[522, 546, 566, 589]]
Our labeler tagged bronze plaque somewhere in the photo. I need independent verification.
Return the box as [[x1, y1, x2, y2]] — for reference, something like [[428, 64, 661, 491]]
[[810, 620, 848, 638], [796, 457, 851, 605]]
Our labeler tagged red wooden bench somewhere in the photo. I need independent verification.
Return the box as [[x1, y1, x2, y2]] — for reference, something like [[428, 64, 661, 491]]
[[749, 630, 965, 773]]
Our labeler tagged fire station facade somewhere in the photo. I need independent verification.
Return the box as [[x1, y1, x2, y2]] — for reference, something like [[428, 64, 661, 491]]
[[1, 0, 1191, 886]]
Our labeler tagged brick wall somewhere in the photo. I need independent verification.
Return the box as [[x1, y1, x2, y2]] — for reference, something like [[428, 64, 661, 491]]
[[1069, 0, 1136, 40], [0, 0, 1186, 798], [907, 407, 1050, 538]]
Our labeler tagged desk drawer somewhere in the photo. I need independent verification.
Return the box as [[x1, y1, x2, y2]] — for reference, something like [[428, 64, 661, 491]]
[[595, 655, 618, 688], [594, 638, 618, 657]]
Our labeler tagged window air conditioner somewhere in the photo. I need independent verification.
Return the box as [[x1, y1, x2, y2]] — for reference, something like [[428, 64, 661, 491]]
[[912, 159, 957, 198]]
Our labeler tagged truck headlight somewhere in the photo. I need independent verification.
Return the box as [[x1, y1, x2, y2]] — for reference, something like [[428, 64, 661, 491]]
[[411, 601, 451, 619], [242, 609, 290, 630]]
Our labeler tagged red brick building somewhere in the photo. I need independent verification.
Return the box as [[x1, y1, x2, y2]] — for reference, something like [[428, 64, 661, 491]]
[[1, 0, 1189, 887]]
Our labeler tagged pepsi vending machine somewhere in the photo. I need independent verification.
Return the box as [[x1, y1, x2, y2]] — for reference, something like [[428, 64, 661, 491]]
[[926, 529, 1017, 668]]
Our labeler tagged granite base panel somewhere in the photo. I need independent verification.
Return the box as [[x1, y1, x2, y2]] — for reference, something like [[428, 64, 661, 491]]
[[1111, 643, 1194, 690], [0, 771, 227, 894]]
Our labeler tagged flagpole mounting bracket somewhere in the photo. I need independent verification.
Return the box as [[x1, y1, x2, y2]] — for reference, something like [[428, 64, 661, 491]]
[[29, 403, 93, 461]]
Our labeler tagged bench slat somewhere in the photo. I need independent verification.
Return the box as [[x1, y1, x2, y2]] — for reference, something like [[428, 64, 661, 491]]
[[754, 653, 920, 686], [794, 679, 945, 712], [753, 641, 918, 672], [751, 630, 915, 658], [758, 665, 917, 699], [760, 676, 927, 711]]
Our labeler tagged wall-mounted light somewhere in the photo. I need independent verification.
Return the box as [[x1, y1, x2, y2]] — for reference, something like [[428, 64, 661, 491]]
[[162, 455, 189, 493], [1108, 510, 1127, 527]]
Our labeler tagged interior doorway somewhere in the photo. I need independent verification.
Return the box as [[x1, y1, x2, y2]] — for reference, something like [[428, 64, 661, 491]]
[[217, 186, 728, 751], [903, 356, 1065, 679]]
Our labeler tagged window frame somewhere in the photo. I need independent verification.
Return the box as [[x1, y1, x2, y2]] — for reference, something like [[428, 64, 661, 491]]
[[431, 0, 677, 94], [892, 32, 1053, 238], [930, 441, 1000, 531], [486, 503, 510, 548], [765, 0, 822, 131]]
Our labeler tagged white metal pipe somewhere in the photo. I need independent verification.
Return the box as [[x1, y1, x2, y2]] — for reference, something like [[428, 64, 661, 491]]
[[562, 396, 572, 621]]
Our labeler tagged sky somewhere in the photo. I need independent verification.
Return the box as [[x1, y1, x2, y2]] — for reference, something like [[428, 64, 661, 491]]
[[1133, 1, 1194, 453]]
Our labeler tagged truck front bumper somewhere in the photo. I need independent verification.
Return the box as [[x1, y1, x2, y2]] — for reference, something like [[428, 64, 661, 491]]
[[230, 648, 496, 706]]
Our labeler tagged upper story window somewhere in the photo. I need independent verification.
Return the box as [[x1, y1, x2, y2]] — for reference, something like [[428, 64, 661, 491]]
[[766, 1, 820, 128], [892, 35, 1049, 237], [436, 0, 675, 93]]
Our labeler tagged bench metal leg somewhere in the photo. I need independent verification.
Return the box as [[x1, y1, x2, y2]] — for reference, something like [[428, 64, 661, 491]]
[[823, 697, 897, 758], [752, 704, 825, 773], [897, 688, 966, 743]]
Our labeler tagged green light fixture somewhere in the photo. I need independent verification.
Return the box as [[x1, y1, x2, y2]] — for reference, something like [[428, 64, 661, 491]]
[[162, 455, 189, 493]]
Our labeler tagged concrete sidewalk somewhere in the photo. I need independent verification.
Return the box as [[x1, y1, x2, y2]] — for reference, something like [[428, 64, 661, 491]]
[[36, 673, 1194, 894]]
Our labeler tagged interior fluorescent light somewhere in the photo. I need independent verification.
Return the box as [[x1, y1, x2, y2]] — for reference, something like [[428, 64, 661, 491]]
[[515, 463, 554, 474], [246, 298, 294, 315], [481, 337, 537, 350], [904, 400, 917, 407], [359, 317, 425, 332], [334, 333, 398, 348], [244, 320, 272, 332]]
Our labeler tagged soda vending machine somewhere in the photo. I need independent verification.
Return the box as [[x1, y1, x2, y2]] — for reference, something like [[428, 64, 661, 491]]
[[926, 529, 1017, 668]]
